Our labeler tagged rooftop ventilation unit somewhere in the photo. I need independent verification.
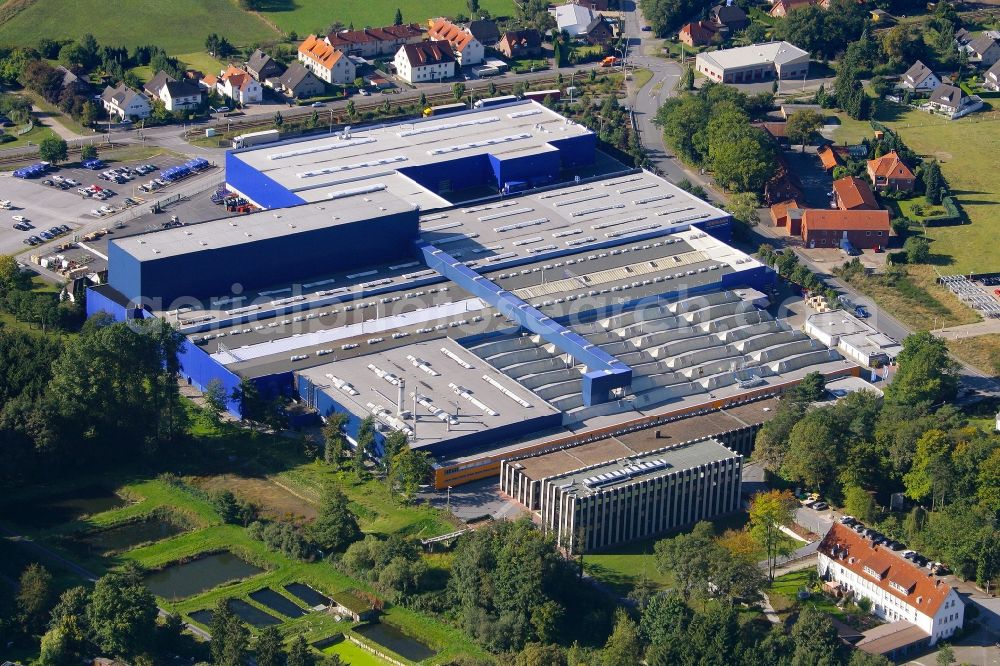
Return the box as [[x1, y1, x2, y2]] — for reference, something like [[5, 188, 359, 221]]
[[326, 183, 387, 200], [494, 217, 547, 232], [267, 137, 376, 160], [571, 204, 625, 218], [479, 207, 535, 223], [397, 116, 499, 137], [605, 223, 661, 239]]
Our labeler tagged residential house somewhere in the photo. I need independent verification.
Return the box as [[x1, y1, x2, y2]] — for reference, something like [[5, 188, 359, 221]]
[[497, 30, 543, 59], [833, 176, 879, 210], [299, 34, 357, 85], [696, 41, 810, 83], [983, 60, 1000, 91], [246, 49, 284, 81], [801, 209, 891, 249], [963, 35, 1000, 67], [55, 66, 83, 91], [427, 18, 484, 66], [711, 4, 750, 33], [769, 0, 827, 18], [754, 121, 789, 145], [899, 60, 940, 91], [143, 70, 175, 98], [764, 154, 804, 204], [100, 83, 151, 120], [273, 61, 325, 99], [468, 19, 501, 47], [817, 144, 842, 171], [325, 24, 424, 59], [217, 65, 263, 105], [818, 524, 964, 650], [158, 80, 203, 112], [954, 27, 973, 47], [393, 41, 456, 84], [679, 21, 719, 47], [867, 150, 916, 192], [923, 82, 983, 119], [583, 14, 615, 45]]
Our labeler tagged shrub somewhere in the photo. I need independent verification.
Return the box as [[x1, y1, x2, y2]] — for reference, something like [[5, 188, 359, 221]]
[[247, 519, 316, 561]]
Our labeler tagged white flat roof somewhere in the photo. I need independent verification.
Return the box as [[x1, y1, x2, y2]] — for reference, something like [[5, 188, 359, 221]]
[[697, 41, 809, 71], [230, 100, 592, 203]]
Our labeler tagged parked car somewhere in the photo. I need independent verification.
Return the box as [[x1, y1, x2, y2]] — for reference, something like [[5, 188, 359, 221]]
[[854, 305, 869, 318], [12, 223, 28, 231], [39, 231, 53, 240], [813, 501, 829, 510], [12, 215, 28, 222], [311, 101, 325, 107]]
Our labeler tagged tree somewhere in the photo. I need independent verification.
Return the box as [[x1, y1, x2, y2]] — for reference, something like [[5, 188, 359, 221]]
[[211, 599, 249, 666], [749, 490, 797, 580], [601, 608, 641, 666], [516, 643, 567, 666], [785, 109, 825, 151], [80, 144, 98, 160], [849, 652, 893, 666], [654, 521, 721, 599], [791, 606, 843, 666], [273, 111, 284, 128], [725, 191, 760, 227], [287, 634, 314, 666], [679, 65, 694, 91], [843, 485, 877, 523], [38, 137, 68, 165], [904, 236, 930, 264], [922, 160, 944, 205], [936, 643, 954, 666], [885, 331, 959, 408], [311, 483, 361, 552], [255, 625, 285, 666], [17, 563, 54, 633], [87, 566, 158, 658], [452, 82, 466, 101], [783, 408, 842, 492], [323, 412, 348, 466], [38, 615, 85, 666], [639, 591, 691, 645], [389, 447, 432, 500], [203, 378, 228, 425], [354, 414, 375, 476], [904, 429, 954, 508], [393, 8, 403, 25]]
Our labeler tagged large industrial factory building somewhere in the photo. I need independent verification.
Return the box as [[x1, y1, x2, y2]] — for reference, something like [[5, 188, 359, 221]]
[[88, 100, 861, 529]]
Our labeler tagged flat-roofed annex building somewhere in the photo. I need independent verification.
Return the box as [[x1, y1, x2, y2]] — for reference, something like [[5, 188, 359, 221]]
[[696, 41, 809, 84], [504, 436, 743, 551]]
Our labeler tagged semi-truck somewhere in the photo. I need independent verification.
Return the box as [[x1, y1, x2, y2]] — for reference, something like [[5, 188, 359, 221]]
[[473, 95, 519, 109], [232, 129, 280, 150]]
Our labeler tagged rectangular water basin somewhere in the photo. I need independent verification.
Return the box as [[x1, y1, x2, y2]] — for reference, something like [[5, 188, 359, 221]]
[[143, 552, 263, 600]]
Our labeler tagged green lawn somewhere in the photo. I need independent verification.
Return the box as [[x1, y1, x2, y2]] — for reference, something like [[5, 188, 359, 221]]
[[832, 106, 1000, 274], [0, 122, 59, 150], [257, 0, 515, 36], [0, 0, 280, 53], [768, 569, 847, 621], [321, 638, 391, 665]]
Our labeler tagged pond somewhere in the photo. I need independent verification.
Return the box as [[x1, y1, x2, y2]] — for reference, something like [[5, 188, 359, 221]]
[[227, 598, 281, 627], [284, 582, 330, 607], [0, 486, 126, 528], [188, 609, 214, 626], [78, 516, 183, 553], [249, 587, 306, 618], [143, 552, 263, 600], [355, 622, 437, 662]]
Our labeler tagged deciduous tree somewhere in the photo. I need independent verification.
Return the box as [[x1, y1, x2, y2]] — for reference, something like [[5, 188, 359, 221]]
[[749, 490, 797, 580]]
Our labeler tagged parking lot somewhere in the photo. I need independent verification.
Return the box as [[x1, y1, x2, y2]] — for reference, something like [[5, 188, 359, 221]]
[[0, 155, 219, 264]]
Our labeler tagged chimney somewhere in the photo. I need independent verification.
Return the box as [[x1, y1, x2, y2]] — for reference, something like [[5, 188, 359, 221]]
[[397, 379, 405, 415]]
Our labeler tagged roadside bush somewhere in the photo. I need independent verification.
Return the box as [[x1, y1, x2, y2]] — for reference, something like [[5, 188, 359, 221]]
[[247, 520, 316, 561]]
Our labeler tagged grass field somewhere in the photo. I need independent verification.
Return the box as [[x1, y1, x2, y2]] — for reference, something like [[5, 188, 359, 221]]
[[321, 638, 390, 665], [832, 106, 1000, 274], [257, 0, 516, 36], [947, 334, 1000, 376], [0, 0, 280, 52], [0, 121, 58, 150]]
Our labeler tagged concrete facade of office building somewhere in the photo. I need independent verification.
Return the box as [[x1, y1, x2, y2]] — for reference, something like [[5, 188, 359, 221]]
[[503, 437, 743, 551]]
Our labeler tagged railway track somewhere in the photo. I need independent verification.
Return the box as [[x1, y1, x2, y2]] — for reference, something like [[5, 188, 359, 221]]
[[0, 140, 126, 167], [183, 72, 578, 141]]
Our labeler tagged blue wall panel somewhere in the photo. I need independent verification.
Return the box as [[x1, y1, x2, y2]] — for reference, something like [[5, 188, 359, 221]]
[[399, 154, 493, 195], [694, 217, 733, 243], [119, 208, 419, 306], [722, 265, 775, 292], [86, 286, 133, 321], [177, 340, 244, 415], [226, 152, 306, 209], [548, 134, 597, 170], [297, 373, 386, 457], [107, 241, 144, 304], [488, 150, 561, 191]]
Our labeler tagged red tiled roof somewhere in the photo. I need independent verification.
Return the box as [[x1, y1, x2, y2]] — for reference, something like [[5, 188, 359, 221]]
[[820, 524, 952, 617], [769, 199, 803, 224], [299, 34, 344, 69], [867, 150, 916, 181], [679, 21, 718, 44], [427, 18, 476, 53], [802, 208, 890, 232], [402, 41, 456, 66], [326, 24, 423, 47], [833, 176, 879, 210]]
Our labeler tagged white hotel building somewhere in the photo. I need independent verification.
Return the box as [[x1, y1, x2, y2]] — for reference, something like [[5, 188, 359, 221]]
[[818, 524, 963, 651]]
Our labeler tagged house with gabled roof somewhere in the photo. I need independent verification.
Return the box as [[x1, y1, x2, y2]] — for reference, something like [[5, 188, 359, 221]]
[[899, 60, 940, 91], [101, 83, 151, 120], [497, 30, 543, 59], [818, 524, 963, 648], [393, 41, 456, 84], [143, 70, 175, 98], [158, 80, 203, 112], [427, 18, 484, 66], [273, 61, 325, 99], [984, 60, 1000, 91], [217, 65, 263, 105], [679, 21, 719, 47], [833, 176, 879, 210], [923, 82, 983, 119], [866, 150, 916, 192], [963, 34, 1000, 67], [324, 24, 424, 59], [711, 4, 750, 32], [246, 49, 284, 82], [469, 19, 500, 47], [299, 34, 356, 85]]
